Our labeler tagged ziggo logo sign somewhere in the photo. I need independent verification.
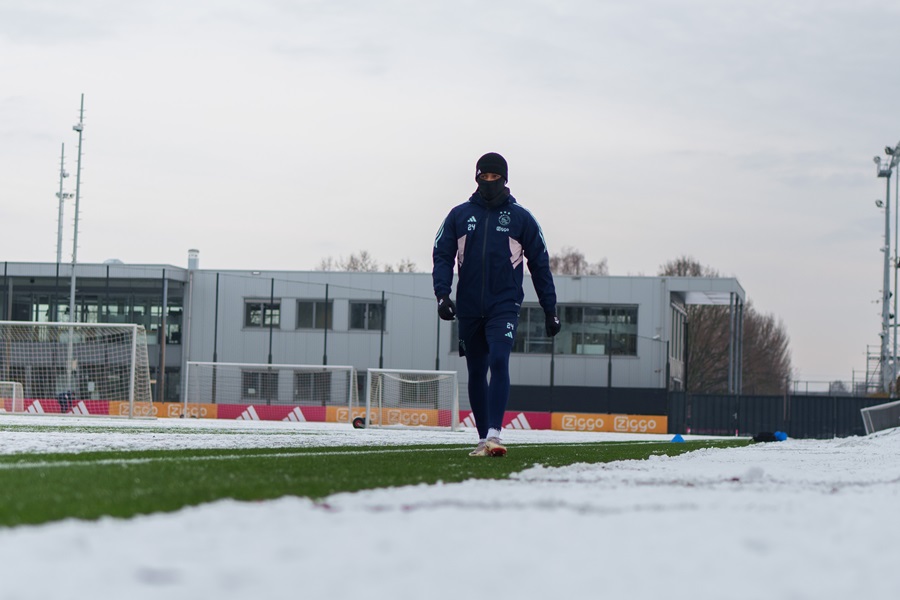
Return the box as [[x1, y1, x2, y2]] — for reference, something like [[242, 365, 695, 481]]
[[383, 409, 432, 426], [558, 413, 662, 433], [166, 404, 209, 418], [335, 408, 366, 423], [334, 408, 433, 426], [613, 415, 658, 433], [561, 414, 605, 431], [113, 402, 158, 417]]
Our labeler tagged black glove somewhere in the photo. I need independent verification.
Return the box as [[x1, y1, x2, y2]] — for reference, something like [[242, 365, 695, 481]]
[[545, 313, 561, 337], [437, 295, 457, 321]]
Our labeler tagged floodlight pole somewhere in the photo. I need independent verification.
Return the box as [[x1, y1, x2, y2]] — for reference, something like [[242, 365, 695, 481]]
[[876, 143, 900, 396], [68, 95, 85, 321], [66, 94, 85, 392], [876, 155, 895, 395], [55, 143, 71, 264], [893, 143, 900, 396], [881, 170, 891, 395]]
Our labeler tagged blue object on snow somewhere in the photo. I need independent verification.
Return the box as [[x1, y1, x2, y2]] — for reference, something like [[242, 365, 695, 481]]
[[774, 431, 787, 441], [671, 434, 685, 443]]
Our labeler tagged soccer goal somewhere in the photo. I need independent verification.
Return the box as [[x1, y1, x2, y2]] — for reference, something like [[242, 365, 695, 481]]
[[0, 381, 24, 413], [861, 399, 900, 435], [0, 321, 152, 418], [184, 361, 360, 417], [365, 368, 460, 430]]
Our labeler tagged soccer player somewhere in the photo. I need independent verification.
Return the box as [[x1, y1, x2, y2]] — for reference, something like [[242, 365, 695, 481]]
[[432, 152, 561, 457]]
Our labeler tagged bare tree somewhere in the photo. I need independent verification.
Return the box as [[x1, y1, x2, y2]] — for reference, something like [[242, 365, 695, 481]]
[[740, 302, 792, 395], [659, 255, 712, 278], [397, 258, 417, 273], [830, 381, 849, 395], [384, 258, 417, 273], [317, 252, 417, 273], [316, 256, 338, 271], [550, 247, 608, 275], [317, 250, 379, 272], [659, 255, 792, 394], [342, 250, 379, 272]]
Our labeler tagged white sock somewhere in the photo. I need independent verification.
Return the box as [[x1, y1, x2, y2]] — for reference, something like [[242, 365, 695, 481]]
[[487, 428, 501, 440]]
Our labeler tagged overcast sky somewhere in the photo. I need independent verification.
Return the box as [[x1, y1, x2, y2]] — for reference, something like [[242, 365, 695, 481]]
[[2, 0, 899, 385]]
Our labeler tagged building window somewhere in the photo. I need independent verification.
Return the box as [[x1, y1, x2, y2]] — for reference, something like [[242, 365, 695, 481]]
[[244, 300, 281, 329], [350, 301, 384, 331], [294, 370, 335, 405], [296, 300, 333, 330], [512, 304, 638, 356], [241, 370, 278, 402], [511, 307, 553, 354]]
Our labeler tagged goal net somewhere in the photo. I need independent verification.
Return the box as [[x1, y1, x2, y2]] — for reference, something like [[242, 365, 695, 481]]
[[365, 368, 460, 430], [861, 399, 900, 435], [184, 361, 359, 420], [0, 321, 152, 417], [0, 381, 24, 413]]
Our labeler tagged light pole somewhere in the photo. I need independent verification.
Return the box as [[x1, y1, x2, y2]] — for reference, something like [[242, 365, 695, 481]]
[[55, 143, 72, 264], [68, 94, 85, 324], [888, 143, 900, 396], [66, 94, 85, 393], [875, 148, 899, 395]]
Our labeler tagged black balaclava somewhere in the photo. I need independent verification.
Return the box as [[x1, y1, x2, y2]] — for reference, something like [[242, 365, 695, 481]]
[[475, 152, 510, 208]]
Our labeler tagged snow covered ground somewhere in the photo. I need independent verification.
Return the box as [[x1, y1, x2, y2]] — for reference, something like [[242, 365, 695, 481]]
[[0, 416, 898, 600]]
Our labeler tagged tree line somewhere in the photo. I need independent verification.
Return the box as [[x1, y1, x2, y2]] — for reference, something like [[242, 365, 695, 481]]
[[317, 251, 416, 273], [318, 249, 792, 393]]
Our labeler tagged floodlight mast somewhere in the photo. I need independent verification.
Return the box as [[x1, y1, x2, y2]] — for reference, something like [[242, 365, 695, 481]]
[[893, 142, 900, 398], [876, 144, 900, 395], [68, 95, 85, 323], [66, 94, 85, 392], [55, 143, 71, 264]]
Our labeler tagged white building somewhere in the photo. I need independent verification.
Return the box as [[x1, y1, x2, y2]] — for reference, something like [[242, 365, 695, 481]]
[[1, 257, 745, 415]]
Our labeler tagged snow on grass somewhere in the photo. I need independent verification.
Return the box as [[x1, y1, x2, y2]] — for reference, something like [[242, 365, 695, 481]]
[[0, 416, 898, 600], [0, 414, 685, 454]]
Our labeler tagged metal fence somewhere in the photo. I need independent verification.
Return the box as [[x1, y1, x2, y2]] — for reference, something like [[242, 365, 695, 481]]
[[789, 380, 871, 397], [668, 392, 889, 439]]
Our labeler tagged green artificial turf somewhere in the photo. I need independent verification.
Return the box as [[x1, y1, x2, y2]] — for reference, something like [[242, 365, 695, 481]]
[[0, 439, 747, 527]]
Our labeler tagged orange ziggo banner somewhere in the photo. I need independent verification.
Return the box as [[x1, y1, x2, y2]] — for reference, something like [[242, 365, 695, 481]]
[[551, 412, 667, 434], [108, 401, 218, 419], [325, 406, 441, 427]]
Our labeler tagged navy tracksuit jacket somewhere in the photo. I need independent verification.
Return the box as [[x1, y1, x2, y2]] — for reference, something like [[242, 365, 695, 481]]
[[432, 192, 557, 320]]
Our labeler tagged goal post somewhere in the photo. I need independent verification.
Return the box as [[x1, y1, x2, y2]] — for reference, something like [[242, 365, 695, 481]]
[[861, 399, 900, 435], [184, 361, 359, 419], [365, 368, 460, 430], [0, 321, 152, 418], [0, 381, 24, 413]]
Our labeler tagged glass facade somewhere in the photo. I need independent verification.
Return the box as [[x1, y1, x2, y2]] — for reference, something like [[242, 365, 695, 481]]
[[2, 276, 184, 346], [1, 273, 185, 402], [512, 304, 639, 356]]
